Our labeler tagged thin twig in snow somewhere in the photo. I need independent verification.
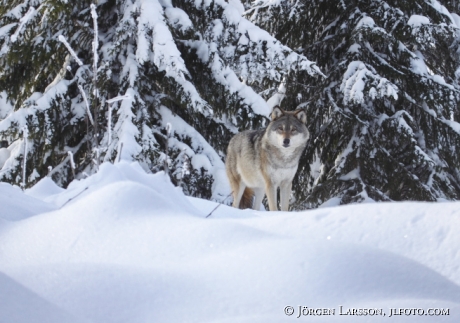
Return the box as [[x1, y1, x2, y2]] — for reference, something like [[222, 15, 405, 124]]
[[59, 187, 89, 209], [117, 142, 124, 163], [205, 192, 233, 218]]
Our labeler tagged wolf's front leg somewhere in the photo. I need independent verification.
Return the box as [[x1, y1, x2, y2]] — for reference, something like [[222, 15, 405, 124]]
[[265, 182, 278, 211], [252, 188, 265, 211], [280, 181, 292, 211]]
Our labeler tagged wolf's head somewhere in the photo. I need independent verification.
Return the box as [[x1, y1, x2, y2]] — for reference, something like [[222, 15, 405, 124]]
[[267, 106, 309, 149]]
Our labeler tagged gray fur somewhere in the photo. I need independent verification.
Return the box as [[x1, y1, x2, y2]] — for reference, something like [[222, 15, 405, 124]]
[[226, 106, 309, 211]]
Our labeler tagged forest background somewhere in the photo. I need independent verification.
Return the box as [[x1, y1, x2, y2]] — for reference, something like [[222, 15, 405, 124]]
[[1, 0, 460, 209]]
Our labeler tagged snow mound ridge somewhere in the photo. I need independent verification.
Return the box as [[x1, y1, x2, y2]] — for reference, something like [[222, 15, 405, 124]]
[[1, 161, 460, 322], [0, 182, 56, 221], [62, 180, 196, 218], [39, 161, 201, 215]]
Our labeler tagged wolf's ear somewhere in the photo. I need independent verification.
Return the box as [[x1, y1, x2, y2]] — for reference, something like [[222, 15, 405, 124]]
[[271, 106, 284, 120], [295, 109, 307, 124]]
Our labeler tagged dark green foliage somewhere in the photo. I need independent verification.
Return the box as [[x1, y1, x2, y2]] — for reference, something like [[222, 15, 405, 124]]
[[250, 0, 460, 207], [0, 0, 118, 187], [1, 0, 317, 199], [4, 0, 459, 208]]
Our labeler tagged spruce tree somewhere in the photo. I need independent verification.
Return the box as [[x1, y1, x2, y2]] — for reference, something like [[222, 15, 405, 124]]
[[247, 0, 460, 208], [0, 0, 322, 201]]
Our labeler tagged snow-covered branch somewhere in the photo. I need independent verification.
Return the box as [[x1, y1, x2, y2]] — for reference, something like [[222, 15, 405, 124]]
[[341, 61, 398, 104], [77, 84, 94, 125], [90, 4, 99, 98], [106, 94, 130, 104], [58, 35, 84, 66], [10, 7, 35, 43]]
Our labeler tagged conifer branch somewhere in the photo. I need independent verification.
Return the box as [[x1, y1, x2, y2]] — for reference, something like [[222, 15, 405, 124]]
[[58, 35, 83, 66], [77, 84, 94, 126]]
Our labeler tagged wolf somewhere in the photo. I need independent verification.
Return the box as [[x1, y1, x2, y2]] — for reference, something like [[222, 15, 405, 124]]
[[226, 106, 309, 211]]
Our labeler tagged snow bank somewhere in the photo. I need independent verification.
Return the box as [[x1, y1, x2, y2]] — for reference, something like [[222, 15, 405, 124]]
[[25, 176, 65, 201], [0, 182, 55, 221], [30, 161, 200, 212], [0, 271, 84, 323], [0, 161, 460, 322]]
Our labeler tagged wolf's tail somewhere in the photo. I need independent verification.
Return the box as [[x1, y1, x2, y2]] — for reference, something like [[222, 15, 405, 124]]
[[239, 187, 254, 209]]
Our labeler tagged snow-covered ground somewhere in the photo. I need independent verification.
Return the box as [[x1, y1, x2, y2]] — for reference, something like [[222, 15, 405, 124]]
[[1, 161, 459, 323]]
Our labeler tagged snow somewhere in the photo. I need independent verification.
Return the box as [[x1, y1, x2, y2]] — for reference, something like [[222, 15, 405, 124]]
[[0, 148, 10, 168], [318, 196, 341, 208], [21, 127, 28, 188], [427, 0, 457, 26], [266, 81, 286, 109], [77, 84, 94, 125], [0, 79, 70, 137], [90, 4, 99, 86], [25, 176, 64, 202], [158, 105, 230, 201], [10, 7, 35, 43], [0, 182, 55, 221], [0, 140, 21, 175], [67, 151, 76, 169], [164, 7, 192, 32], [341, 61, 398, 104], [451, 13, 460, 29], [1, 0, 325, 189], [180, 0, 324, 118], [355, 16, 375, 29], [410, 51, 455, 90], [113, 88, 142, 162], [339, 167, 360, 180], [59, 35, 84, 66], [0, 23, 16, 39], [0, 271, 82, 323], [407, 15, 430, 28], [106, 94, 130, 104], [0, 161, 460, 322], [134, 0, 210, 115], [347, 43, 361, 53]]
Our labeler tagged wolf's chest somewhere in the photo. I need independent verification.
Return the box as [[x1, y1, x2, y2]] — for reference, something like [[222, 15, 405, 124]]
[[266, 164, 297, 185]]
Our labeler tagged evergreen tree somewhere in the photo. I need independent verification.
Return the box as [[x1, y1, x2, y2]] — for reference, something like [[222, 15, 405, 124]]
[[247, 0, 460, 208], [0, 0, 322, 201]]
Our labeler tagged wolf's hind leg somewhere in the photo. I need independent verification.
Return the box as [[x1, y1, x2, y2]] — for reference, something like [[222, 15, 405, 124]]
[[280, 181, 292, 211], [227, 165, 244, 209], [232, 180, 246, 209]]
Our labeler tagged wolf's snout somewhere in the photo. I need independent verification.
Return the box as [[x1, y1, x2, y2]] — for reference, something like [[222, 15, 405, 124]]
[[283, 138, 290, 147]]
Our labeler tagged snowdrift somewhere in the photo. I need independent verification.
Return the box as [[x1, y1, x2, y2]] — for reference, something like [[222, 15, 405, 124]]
[[0, 161, 459, 322]]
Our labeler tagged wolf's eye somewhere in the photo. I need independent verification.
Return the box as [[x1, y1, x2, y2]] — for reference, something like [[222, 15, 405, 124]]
[[291, 127, 298, 133], [277, 126, 283, 132]]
